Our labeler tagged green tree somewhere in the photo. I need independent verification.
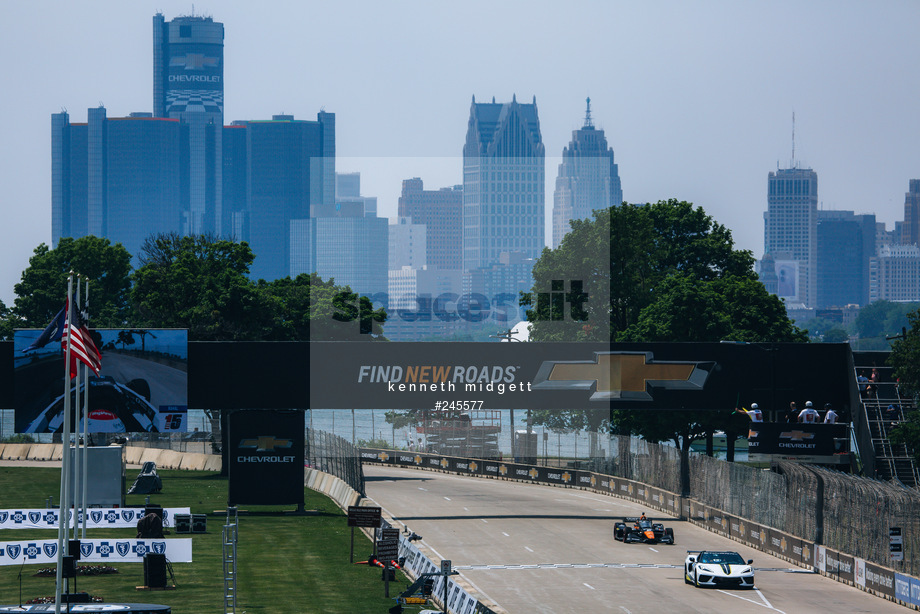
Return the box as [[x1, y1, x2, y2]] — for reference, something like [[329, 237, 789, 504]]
[[12, 237, 132, 327], [258, 273, 387, 341], [889, 309, 920, 460], [821, 328, 850, 343], [855, 300, 919, 349], [0, 299, 13, 341], [524, 201, 804, 494], [131, 233, 275, 341]]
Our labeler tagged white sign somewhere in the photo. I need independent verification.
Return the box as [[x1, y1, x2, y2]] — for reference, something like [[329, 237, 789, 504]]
[[0, 538, 192, 565], [0, 507, 190, 530]]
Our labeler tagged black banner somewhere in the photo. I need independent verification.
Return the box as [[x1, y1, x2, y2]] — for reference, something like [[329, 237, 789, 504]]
[[228, 409, 304, 506], [2, 341, 855, 413], [748, 423, 848, 457]]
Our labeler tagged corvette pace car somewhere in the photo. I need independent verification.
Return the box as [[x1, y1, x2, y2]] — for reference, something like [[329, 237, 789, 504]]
[[685, 550, 754, 588], [613, 517, 675, 544]]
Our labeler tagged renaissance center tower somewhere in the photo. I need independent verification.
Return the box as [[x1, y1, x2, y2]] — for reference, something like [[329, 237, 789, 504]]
[[153, 13, 224, 236]]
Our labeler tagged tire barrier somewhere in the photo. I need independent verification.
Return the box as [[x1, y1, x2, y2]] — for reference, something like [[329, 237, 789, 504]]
[[362, 447, 919, 610]]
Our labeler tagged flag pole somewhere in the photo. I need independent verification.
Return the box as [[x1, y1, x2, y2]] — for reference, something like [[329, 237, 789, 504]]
[[81, 279, 91, 539], [72, 277, 82, 541], [55, 273, 75, 614]]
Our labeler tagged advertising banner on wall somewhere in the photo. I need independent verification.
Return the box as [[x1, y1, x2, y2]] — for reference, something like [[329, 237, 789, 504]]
[[228, 409, 304, 506], [14, 329, 188, 433]]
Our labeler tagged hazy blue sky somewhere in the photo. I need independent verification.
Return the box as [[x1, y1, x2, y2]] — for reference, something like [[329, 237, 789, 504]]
[[2, 0, 919, 306]]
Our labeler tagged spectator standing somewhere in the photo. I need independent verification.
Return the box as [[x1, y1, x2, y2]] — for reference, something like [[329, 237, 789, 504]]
[[785, 402, 799, 423], [857, 371, 869, 397], [823, 403, 838, 424], [886, 404, 900, 426], [798, 401, 820, 423]]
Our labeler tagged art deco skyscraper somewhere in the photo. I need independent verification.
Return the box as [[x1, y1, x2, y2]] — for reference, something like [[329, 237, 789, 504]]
[[153, 13, 224, 236], [462, 95, 545, 271], [552, 98, 622, 248]]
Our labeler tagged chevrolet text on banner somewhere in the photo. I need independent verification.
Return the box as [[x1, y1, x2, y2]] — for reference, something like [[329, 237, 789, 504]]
[[0, 507, 190, 530], [0, 538, 192, 565]]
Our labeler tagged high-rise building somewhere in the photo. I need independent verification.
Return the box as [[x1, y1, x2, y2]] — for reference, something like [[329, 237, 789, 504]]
[[552, 98, 622, 248], [870, 245, 920, 302], [291, 177, 387, 297], [763, 166, 818, 307], [153, 13, 224, 236], [224, 113, 335, 280], [385, 267, 463, 341], [462, 95, 545, 272], [398, 178, 463, 270], [389, 217, 427, 270], [816, 210, 876, 308], [52, 108, 190, 260], [901, 179, 920, 246]]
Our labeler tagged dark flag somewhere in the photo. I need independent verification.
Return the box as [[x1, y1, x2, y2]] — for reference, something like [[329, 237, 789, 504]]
[[22, 306, 66, 352], [62, 300, 102, 378]]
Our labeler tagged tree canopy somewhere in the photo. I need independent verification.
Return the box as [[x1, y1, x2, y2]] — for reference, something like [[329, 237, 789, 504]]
[[11, 236, 132, 328], [523, 200, 805, 491]]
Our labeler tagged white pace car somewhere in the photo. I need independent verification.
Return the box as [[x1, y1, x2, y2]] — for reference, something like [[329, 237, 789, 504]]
[[685, 550, 754, 589]]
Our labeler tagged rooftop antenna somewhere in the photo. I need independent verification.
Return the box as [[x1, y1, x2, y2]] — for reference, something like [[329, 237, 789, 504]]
[[584, 97, 594, 128], [791, 111, 796, 169]]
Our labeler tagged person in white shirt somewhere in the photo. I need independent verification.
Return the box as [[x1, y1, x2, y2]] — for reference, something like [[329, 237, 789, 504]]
[[746, 403, 763, 422], [823, 403, 838, 424], [798, 401, 820, 423]]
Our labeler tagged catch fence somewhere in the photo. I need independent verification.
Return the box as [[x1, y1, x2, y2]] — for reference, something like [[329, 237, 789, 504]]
[[599, 433, 920, 576]]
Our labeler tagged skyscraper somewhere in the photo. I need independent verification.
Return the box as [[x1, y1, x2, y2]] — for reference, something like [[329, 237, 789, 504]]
[[763, 166, 818, 307], [552, 98, 622, 248], [398, 178, 463, 270], [901, 179, 920, 246], [816, 210, 876, 308], [51, 108, 190, 260], [153, 13, 224, 236], [462, 95, 545, 271], [224, 113, 336, 281]]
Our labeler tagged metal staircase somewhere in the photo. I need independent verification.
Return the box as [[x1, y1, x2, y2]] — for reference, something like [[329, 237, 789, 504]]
[[855, 364, 920, 487], [223, 506, 239, 613]]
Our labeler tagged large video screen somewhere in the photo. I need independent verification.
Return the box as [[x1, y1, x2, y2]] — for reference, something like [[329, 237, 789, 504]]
[[14, 329, 188, 434]]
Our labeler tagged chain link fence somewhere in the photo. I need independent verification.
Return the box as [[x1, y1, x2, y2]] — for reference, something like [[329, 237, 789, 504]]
[[306, 428, 365, 496]]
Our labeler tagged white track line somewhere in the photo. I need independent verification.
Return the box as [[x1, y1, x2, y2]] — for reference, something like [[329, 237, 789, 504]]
[[716, 588, 785, 613]]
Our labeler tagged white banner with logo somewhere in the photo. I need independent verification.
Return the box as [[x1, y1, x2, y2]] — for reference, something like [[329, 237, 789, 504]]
[[0, 507, 190, 530], [0, 538, 193, 565]]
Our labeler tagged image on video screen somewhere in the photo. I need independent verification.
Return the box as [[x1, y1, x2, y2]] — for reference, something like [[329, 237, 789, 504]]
[[13, 329, 188, 434]]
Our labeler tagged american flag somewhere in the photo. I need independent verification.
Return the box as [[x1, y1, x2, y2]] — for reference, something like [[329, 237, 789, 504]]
[[62, 299, 101, 378]]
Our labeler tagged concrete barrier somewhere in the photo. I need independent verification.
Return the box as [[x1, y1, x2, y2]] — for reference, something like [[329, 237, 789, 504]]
[[26, 444, 56, 461], [178, 452, 209, 471], [157, 450, 184, 470], [1, 444, 31, 460], [124, 446, 145, 465]]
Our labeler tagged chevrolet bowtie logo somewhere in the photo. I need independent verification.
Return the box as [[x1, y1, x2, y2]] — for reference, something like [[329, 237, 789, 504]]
[[532, 352, 714, 401], [780, 430, 815, 441], [170, 53, 219, 70], [239, 436, 293, 452]]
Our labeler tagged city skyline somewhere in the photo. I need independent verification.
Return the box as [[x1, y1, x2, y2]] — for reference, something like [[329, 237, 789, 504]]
[[3, 1, 920, 306]]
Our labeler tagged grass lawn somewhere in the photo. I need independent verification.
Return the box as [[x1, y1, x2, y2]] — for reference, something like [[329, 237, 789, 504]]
[[0, 467, 413, 613]]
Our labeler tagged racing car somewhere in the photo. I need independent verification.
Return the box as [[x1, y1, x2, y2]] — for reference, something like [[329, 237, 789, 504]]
[[25, 376, 161, 433], [613, 517, 675, 544], [685, 550, 754, 588]]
